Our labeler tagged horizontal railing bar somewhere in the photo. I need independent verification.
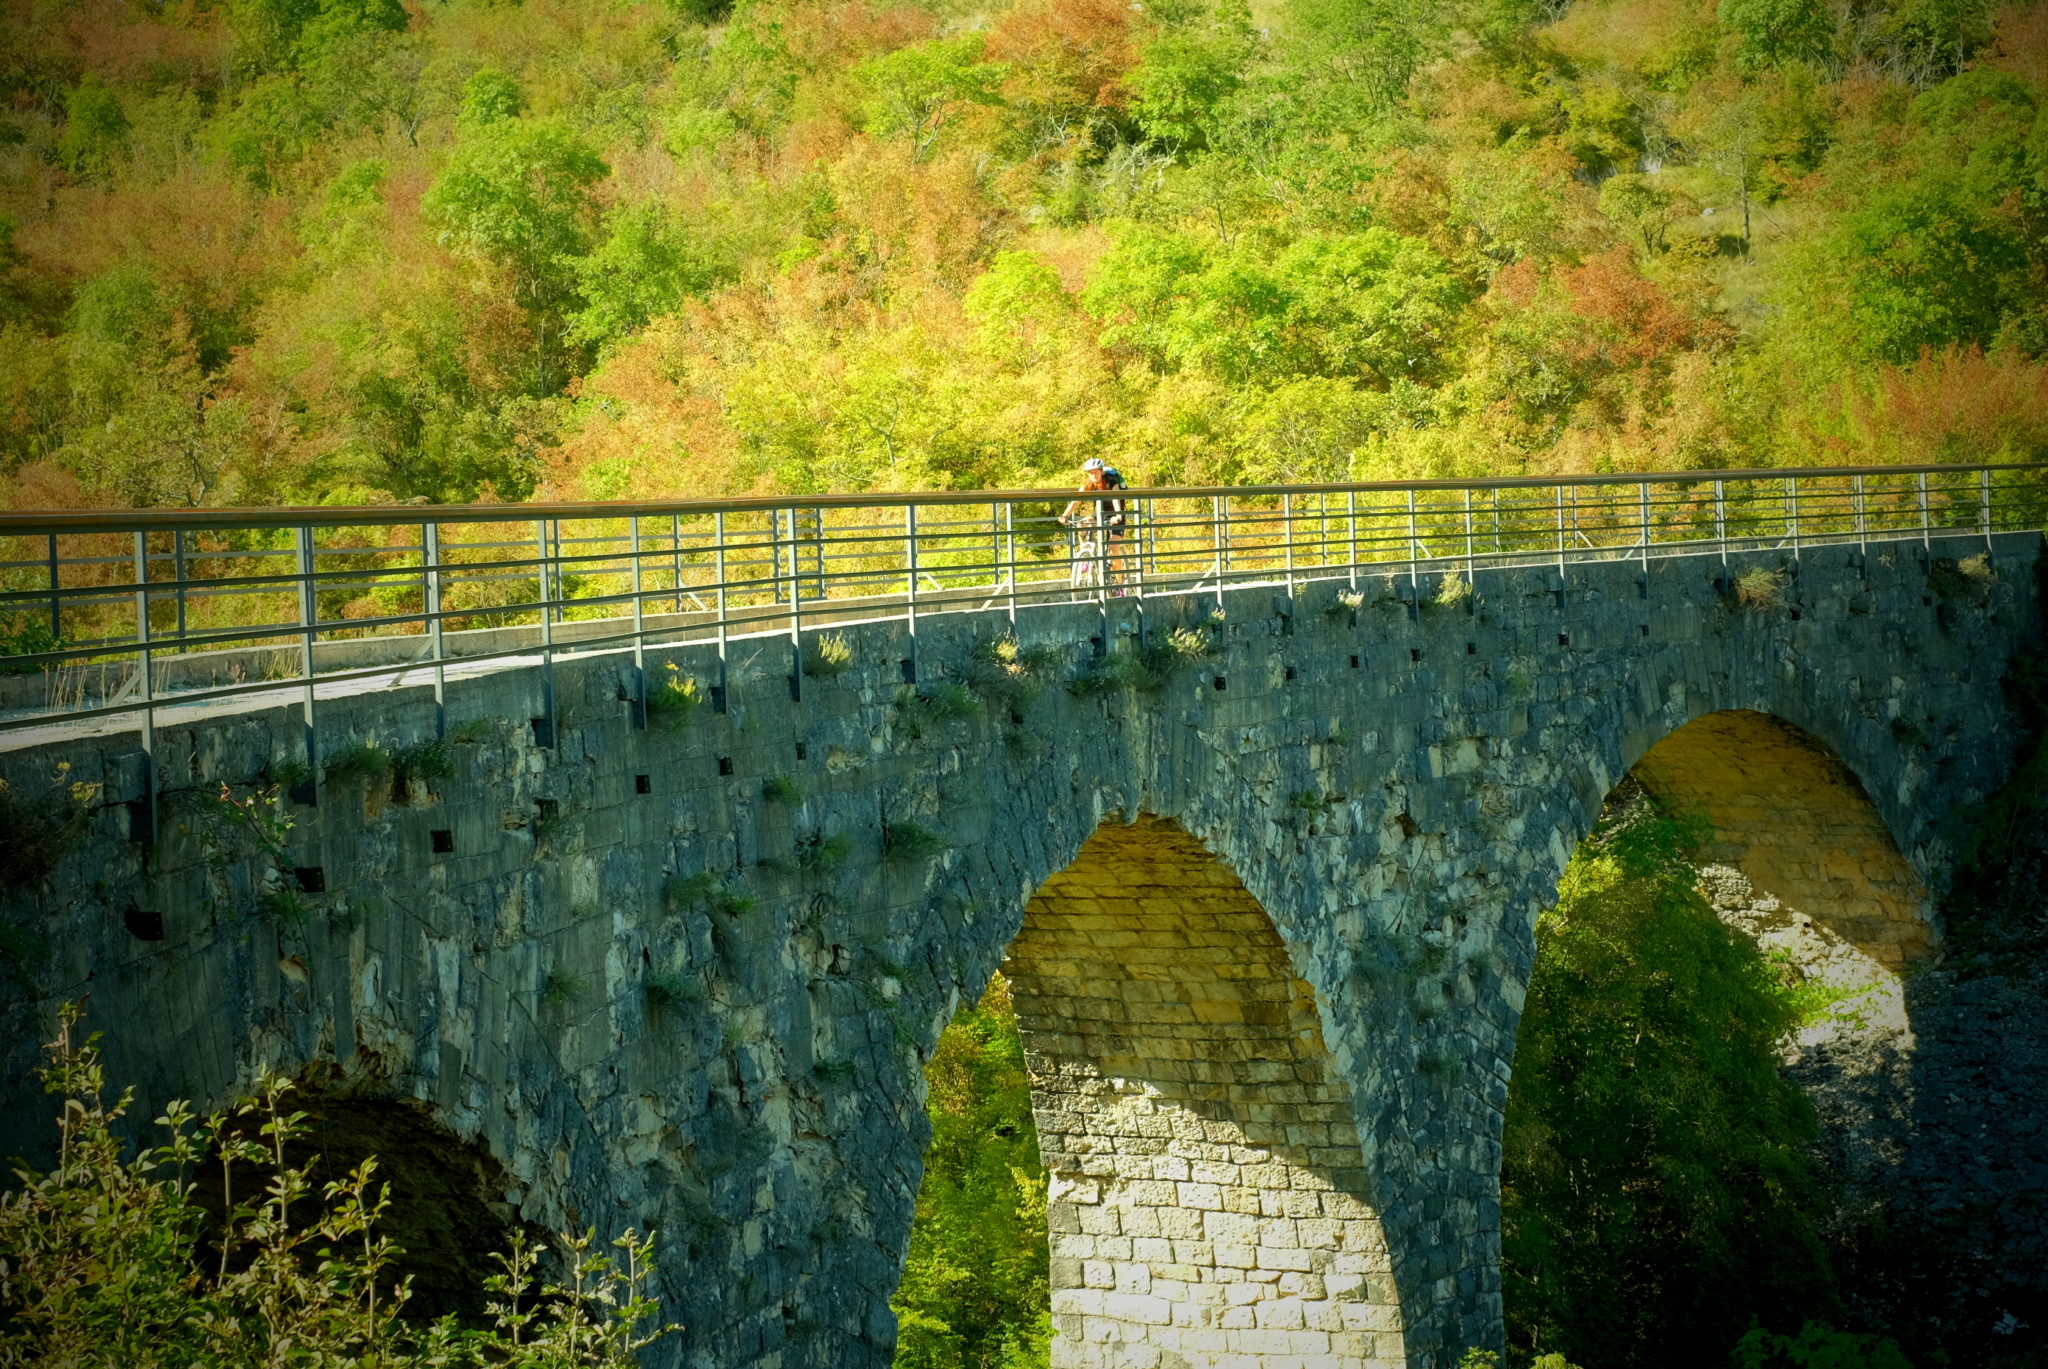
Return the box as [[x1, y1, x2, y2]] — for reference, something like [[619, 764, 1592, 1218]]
[[3, 462, 2038, 533]]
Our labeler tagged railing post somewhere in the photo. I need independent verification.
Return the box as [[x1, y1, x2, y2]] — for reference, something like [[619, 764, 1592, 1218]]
[[714, 510, 729, 708], [671, 513, 684, 615], [45, 532, 60, 643], [1283, 492, 1296, 601], [1213, 494, 1227, 614], [787, 506, 804, 702], [172, 527, 188, 643], [1004, 501, 1018, 626], [133, 531, 157, 843], [1981, 465, 1994, 552], [1854, 475, 1867, 564], [1346, 490, 1359, 588], [1715, 479, 1728, 568], [1555, 484, 1566, 581], [296, 524, 319, 804], [1917, 471, 1931, 555], [1638, 480, 1650, 577], [1464, 488, 1475, 585], [629, 515, 647, 727], [1789, 476, 1801, 558], [905, 502, 920, 680], [1406, 488, 1419, 589], [424, 520, 446, 738], [535, 517, 555, 746]]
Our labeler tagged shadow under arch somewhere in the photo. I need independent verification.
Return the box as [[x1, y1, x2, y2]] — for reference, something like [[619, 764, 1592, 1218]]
[[1002, 814, 1408, 1369], [1625, 709, 1936, 969]]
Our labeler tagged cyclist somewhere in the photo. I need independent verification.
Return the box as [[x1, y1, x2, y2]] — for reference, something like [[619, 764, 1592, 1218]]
[[1060, 458, 1129, 589]]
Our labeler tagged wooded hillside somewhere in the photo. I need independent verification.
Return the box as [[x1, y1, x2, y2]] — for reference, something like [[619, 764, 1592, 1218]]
[[1, 0, 2042, 509]]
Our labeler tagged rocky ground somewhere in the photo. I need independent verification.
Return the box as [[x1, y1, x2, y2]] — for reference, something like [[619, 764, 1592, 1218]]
[[1702, 864, 2048, 1366]]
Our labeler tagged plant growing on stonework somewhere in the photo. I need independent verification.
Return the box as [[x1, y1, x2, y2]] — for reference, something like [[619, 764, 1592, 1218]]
[[645, 663, 703, 731], [1733, 566, 1789, 612], [897, 682, 981, 739], [803, 632, 855, 678], [324, 740, 393, 787], [392, 738, 454, 799], [796, 832, 850, 874], [961, 635, 1063, 709], [884, 819, 949, 863], [1428, 573, 1472, 612], [1325, 588, 1367, 618], [763, 774, 801, 804]]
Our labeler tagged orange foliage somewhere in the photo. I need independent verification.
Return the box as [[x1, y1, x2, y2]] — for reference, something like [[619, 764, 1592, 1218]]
[[768, 0, 937, 72], [1556, 248, 1712, 369], [985, 0, 1136, 115], [1986, 3, 2048, 86], [1838, 346, 2048, 465]]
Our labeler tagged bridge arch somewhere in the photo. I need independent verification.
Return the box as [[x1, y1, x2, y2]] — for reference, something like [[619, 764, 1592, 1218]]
[[1622, 708, 1935, 969], [999, 815, 1407, 1369]]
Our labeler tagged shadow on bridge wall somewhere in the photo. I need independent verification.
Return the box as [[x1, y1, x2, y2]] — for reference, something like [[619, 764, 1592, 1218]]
[[1006, 816, 1406, 1368]]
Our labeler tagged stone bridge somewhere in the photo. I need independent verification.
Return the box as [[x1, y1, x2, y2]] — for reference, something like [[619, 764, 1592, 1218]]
[[1, 487, 2042, 1367]]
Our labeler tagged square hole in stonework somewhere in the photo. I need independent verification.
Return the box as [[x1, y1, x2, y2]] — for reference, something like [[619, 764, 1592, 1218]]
[[1922, 596, 1933, 607], [795, 742, 808, 761], [430, 830, 455, 854], [1213, 676, 1227, 691], [899, 659, 917, 683], [536, 798, 559, 820], [1284, 666, 1297, 681], [1465, 642, 1476, 655], [718, 756, 735, 776], [1349, 655, 1361, 669], [1410, 648, 1422, 663], [124, 907, 164, 941], [1639, 624, 1649, 637], [293, 866, 326, 893], [1558, 633, 1570, 647], [1789, 608, 1802, 621], [635, 774, 651, 795]]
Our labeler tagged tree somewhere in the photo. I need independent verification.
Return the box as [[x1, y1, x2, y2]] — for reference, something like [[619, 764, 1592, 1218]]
[[569, 203, 726, 350], [1719, 0, 1834, 74], [425, 118, 608, 393], [1501, 799, 1839, 1369], [56, 79, 128, 183], [1597, 173, 1692, 254], [852, 35, 1006, 160]]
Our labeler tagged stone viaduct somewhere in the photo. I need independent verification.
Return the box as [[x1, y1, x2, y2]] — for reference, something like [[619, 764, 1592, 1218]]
[[0, 518, 2041, 1368]]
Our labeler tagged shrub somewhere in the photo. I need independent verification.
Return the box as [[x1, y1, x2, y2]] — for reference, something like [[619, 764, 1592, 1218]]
[[1323, 588, 1366, 618], [663, 871, 754, 916], [803, 632, 855, 678], [763, 775, 801, 804], [0, 1004, 667, 1367], [646, 663, 703, 731], [392, 739, 452, 801], [0, 612, 59, 675]]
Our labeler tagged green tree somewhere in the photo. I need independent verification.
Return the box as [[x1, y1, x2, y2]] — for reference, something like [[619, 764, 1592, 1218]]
[[1501, 798, 1839, 1369], [1719, 0, 1834, 74], [892, 974, 1050, 1369], [569, 202, 725, 349], [853, 36, 1006, 160], [425, 118, 608, 392], [56, 79, 128, 183]]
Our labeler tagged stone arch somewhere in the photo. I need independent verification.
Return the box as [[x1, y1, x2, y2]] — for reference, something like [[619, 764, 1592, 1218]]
[[1000, 815, 1407, 1369], [1625, 709, 1935, 969]]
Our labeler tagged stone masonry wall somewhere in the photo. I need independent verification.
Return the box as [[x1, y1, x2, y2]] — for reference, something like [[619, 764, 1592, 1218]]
[[1631, 709, 1935, 968], [1008, 818, 1404, 1367], [0, 532, 2040, 1368]]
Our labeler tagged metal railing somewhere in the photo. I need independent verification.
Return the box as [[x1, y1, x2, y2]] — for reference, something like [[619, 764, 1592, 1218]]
[[3, 463, 2042, 811]]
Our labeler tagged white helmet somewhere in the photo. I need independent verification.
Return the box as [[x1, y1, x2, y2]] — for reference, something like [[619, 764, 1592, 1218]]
[[1081, 458, 1106, 471]]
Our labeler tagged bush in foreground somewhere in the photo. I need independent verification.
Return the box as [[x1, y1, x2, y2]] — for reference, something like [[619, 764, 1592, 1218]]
[[0, 1004, 668, 1367]]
